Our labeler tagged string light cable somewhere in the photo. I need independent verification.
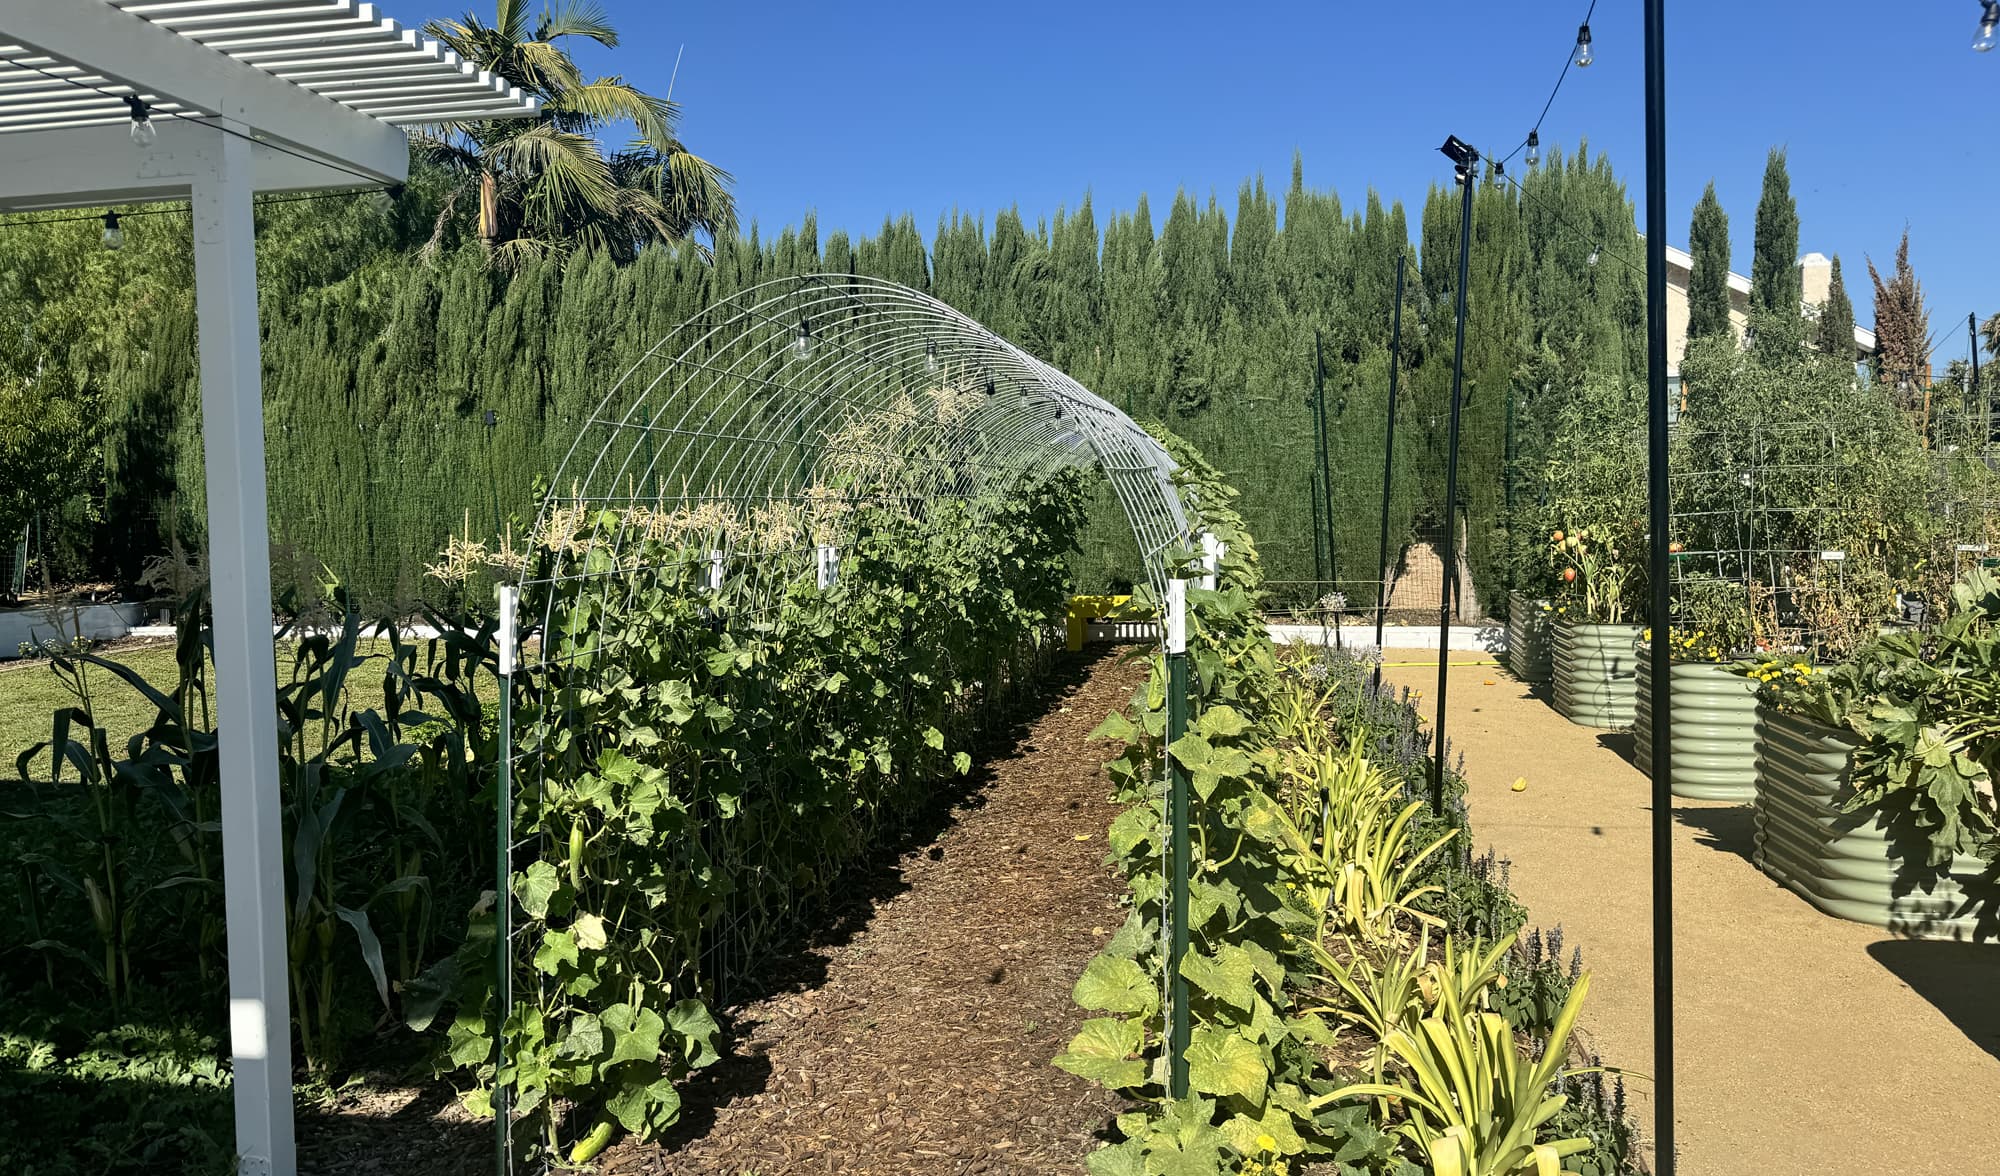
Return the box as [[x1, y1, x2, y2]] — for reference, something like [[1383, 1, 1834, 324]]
[[1495, 0, 1600, 169]]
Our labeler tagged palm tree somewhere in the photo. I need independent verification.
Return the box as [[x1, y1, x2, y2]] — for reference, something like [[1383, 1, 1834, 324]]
[[416, 1, 735, 264]]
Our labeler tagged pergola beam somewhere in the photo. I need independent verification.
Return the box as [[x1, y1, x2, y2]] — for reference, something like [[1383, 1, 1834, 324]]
[[0, 0, 407, 182], [0, 120, 388, 209]]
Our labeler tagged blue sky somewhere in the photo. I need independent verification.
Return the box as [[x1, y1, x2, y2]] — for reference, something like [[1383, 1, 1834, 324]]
[[550, 0, 1997, 366]]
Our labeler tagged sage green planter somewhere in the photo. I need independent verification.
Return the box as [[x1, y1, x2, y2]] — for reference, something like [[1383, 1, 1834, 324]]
[[1504, 591, 1552, 686], [1634, 654, 1759, 801], [1552, 622, 1643, 728], [1753, 706, 1994, 942]]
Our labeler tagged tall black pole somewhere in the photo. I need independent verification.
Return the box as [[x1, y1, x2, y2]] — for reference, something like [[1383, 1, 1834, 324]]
[[1374, 254, 1406, 694], [1643, 2, 1677, 1171], [1972, 312, 1986, 444], [1312, 330, 1328, 588], [1313, 333, 1338, 587], [1432, 143, 1476, 817]]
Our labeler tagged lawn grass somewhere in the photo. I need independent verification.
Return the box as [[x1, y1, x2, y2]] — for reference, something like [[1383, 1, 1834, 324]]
[[0, 637, 500, 783]]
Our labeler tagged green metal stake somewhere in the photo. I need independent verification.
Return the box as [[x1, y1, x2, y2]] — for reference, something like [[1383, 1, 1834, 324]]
[[494, 584, 518, 1175], [1164, 578, 1191, 1100]]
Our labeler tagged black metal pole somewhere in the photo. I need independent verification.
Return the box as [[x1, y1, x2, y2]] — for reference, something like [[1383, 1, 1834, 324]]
[[1432, 147, 1476, 817], [1972, 312, 1985, 444], [1643, 2, 1677, 1171], [1375, 254, 1406, 693], [1313, 335, 1338, 591]]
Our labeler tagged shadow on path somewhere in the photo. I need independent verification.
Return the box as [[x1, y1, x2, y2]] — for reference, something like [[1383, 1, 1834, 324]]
[[1674, 804, 1758, 864], [1866, 940, 2000, 1063]]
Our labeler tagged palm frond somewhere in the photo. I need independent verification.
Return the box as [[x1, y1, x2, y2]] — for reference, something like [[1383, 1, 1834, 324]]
[[538, 1, 619, 48]]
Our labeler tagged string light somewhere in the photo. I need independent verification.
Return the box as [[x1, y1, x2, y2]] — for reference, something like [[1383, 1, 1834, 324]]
[[1588, 245, 1601, 268], [1526, 130, 1541, 167], [1978, 1, 1999, 51], [1573, 23, 1594, 67], [101, 211, 124, 251], [924, 339, 939, 374], [793, 317, 814, 360], [125, 95, 157, 147]]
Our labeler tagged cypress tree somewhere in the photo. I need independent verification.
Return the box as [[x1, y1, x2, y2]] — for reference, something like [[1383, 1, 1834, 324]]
[[1749, 148, 1801, 318], [1686, 182, 1733, 342], [1814, 254, 1856, 363]]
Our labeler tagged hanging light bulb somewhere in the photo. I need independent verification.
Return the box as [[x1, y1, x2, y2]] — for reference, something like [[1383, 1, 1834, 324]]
[[1573, 23, 1594, 68], [983, 376, 997, 397], [793, 317, 814, 360], [1978, 1, 1999, 51], [1493, 160, 1506, 184], [924, 339, 939, 374], [1587, 245, 1601, 268], [1525, 130, 1541, 167], [125, 95, 157, 147], [101, 210, 125, 251]]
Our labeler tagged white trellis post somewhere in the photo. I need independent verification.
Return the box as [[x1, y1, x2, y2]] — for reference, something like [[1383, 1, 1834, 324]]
[[816, 543, 840, 589], [1199, 532, 1224, 592]]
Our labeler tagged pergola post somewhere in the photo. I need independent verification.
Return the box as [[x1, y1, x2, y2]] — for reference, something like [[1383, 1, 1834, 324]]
[[193, 119, 295, 1176]]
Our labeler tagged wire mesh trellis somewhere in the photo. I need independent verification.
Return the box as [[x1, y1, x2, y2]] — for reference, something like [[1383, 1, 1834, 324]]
[[490, 275, 1197, 1165], [1668, 418, 1844, 653]]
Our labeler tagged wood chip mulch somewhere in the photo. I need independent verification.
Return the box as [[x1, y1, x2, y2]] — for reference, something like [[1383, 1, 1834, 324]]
[[599, 648, 1143, 1176]]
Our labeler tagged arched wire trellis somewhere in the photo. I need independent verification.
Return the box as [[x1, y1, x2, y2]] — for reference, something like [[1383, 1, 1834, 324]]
[[495, 275, 1197, 1163]]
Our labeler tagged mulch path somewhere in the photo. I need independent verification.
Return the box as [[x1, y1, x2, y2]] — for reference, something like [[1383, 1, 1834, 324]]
[[294, 648, 1141, 1175], [591, 648, 1143, 1175]]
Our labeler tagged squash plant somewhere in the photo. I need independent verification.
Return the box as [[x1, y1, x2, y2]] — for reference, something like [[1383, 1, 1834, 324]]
[[446, 467, 1091, 1160]]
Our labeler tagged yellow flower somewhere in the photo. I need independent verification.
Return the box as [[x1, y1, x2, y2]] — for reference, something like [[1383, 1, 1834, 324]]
[[1256, 1134, 1279, 1154]]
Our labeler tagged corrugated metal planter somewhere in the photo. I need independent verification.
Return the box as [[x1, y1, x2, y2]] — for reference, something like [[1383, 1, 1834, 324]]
[[1504, 591, 1552, 685], [1753, 706, 1994, 942], [1634, 654, 1759, 801], [1552, 622, 1642, 728]]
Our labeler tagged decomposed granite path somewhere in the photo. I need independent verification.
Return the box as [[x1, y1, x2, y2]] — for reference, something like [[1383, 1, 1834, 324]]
[[1379, 652, 2000, 1175]]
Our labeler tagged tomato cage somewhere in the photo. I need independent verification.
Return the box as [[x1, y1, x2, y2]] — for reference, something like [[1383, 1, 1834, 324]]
[[485, 274, 1203, 1165]]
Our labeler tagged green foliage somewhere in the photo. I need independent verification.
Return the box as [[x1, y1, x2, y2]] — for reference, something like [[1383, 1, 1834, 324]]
[[1686, 183, 1733, 343], [1676, 340, 1935, 657], [1749, 149, 1801, 321], [1064, 439, 1637, 1176], [1814, 255, 1857, 362], [1840, 569, 2000, 870], [1533, 380, 1648, 622], [416, 2, 735, 263], [454, 465, 1091, 1157]]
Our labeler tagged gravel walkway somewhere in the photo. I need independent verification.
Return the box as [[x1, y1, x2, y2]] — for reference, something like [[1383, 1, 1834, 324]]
[[1380, 653, 2000, 1174]]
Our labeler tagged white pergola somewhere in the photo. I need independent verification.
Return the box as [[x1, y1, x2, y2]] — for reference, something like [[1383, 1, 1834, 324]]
[[0, 4, 537, 1173]]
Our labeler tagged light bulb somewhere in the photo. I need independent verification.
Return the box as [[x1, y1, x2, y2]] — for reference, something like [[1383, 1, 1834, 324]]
[[125, 95, 156, 147], [1587, 247, 1600, 268], [1978, 2, 1999, 50], [101, 211, 124, 251], [793, 319, 813, 360], [924, 339, 939, 374], [1525, 130, 1540, 167], [1573, 23, 1594, 68]]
